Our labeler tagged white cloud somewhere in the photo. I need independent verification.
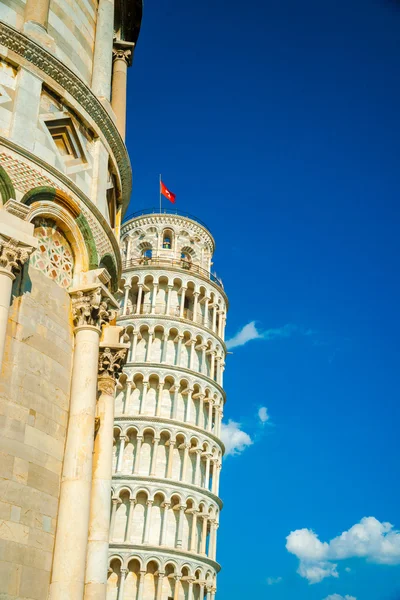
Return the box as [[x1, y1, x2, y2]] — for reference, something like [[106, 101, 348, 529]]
[[323, 595, 356, 600], [258, 406, 270, 424], [266, 576, 282, 585], [226, 321, 304, 349], [286, 517, 400, 584], [220, 420, 252, 456]]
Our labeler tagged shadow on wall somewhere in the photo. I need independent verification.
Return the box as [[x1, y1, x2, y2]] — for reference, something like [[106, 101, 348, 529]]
[[11, 263, 32, 304]]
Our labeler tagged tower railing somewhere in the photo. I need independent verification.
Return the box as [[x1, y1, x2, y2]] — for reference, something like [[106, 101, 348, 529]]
[[122, 256, 224, 289], [123, 207, 211, 231]]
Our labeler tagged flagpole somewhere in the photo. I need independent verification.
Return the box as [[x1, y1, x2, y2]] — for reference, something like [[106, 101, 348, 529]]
[[159, 173, 161, 213]]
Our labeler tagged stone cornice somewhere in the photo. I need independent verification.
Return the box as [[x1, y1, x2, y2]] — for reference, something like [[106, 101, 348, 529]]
[[118, 313, 227, 352], [114, 414, 225, 453], [123, 362, 226, 402], [0, 137, 122, 277], [0, 21, 132, 213], [112, 474, 223, 509], [108, 543, 221, 572]]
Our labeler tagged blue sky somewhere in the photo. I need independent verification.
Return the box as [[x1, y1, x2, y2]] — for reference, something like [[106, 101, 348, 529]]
[[124, 1, 400, 598]]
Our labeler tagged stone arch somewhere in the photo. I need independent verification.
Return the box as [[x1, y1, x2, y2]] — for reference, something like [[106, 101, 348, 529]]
[[0, 164, 16, 204], [22, 186, 98, 271]]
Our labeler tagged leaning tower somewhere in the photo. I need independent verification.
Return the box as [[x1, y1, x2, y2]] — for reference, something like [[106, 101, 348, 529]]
[[108, 209, 228, 600]]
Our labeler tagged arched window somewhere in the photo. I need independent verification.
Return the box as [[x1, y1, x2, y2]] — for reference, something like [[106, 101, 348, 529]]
[[181, 251, 191, 261], [143, 249, 152, 258], [163, 229, 173, 249]]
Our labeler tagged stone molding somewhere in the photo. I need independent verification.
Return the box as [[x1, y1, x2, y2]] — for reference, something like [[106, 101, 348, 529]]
[[112, 474, 223, 509], [119, 313, 227, 351], [108, 543, 221, 573], [122, 263, 228, 306], [122, 362, 226, 400], [114, 415, 224, 452], [0, 22, 132, 211]]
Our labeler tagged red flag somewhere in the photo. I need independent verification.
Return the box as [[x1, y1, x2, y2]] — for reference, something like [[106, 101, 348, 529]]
[[160, 180, 176, 204]]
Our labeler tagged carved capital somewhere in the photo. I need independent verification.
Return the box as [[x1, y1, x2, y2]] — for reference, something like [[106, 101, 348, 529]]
[[70, 287, 114, 330], [98, 346, 128, 384], [0, 236, 35, 276], [113, 46, 133, 66]]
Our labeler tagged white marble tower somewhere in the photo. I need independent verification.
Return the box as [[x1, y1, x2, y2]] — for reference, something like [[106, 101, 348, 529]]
[[108, 209, 228, 600]]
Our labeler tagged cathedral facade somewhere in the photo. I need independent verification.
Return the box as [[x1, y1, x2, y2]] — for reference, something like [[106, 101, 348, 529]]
[[0, 1, 227, 599]]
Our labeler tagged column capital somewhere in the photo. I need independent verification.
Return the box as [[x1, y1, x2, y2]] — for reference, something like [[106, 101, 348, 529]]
[[162, 501, 171, 509], [70, 284, 117, 331], [98, 347, 128, 392], [124, 282, 132, 290], [0, 235, 36, 278], [120, 568, 128, 575], [113, 43, 133, 66], [111, 497, 121, 506], [146, 499, 154, 507]]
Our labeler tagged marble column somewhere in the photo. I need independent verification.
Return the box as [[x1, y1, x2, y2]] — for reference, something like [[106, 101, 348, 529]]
[[195, 449, 202, 487], [207, 401, 213, 432], [50, 282, 116, 600], [133, 435, 143, 473], [84, 328, 128, 600], [201, 516, 208, 555], [175, 335, 183, 367], [161, 333, 169, 363], [188, 579, 195, 600], [24, 0, 50, 29], [179, 286, 187, 318], [189, 339, 196, 370], [110, 498, 121, 540], [135, 284, 143, 314], [91, 0, 115, 99], [166, 285, 173, 315], [192, 292, 199, 323], [210, 352, 216, 381], [173, 576, 181, 600], [146, 330, 153, 362], [176, 505, 186, 548], [116, 435, 128, 473], [139, 381, 148, 413], [190, 511, 198, 551], [150, 437, 160, 475], [212, 304, 217, 333], [111, 44, 133, 140], [204, 455, 211, 490], [0, 204, 36, 371], [160, 503, 171, 545], [156, 382, 164, 416], [143, 500, 153, 544], [116, 569, 127, 600], [125, 499, 136, 542], [151, 283, 158, 313], [167, 440, 175, 478], [156, 573, 164, 600], [130, 331, 138, 362], [137, 571, 146, 600], [182, 444, 190, 481], [123, 284, 131, 315]]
